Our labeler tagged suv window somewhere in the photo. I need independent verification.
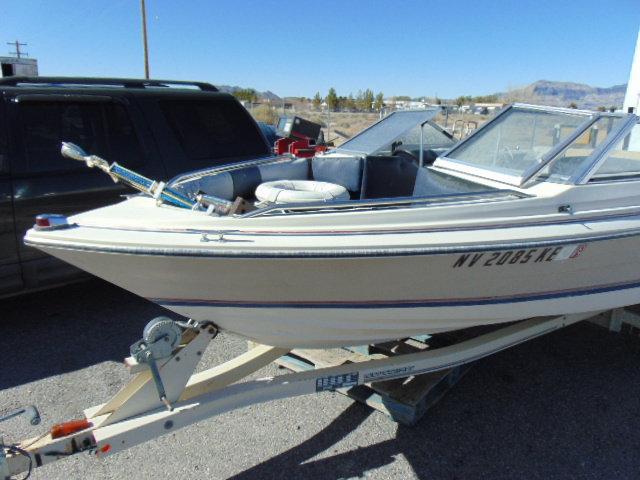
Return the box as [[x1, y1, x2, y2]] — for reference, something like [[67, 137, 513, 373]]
[[18, 101, 143, 173], [159, 99, 268, 163], [0, 103, 7, 174]]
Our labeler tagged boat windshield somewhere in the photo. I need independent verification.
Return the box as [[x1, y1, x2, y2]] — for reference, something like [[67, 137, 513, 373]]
[[335, 109, 440, 155], [438, 106, 593, 183], [370, 122, 455, 156], [536, 116, 626, 182]]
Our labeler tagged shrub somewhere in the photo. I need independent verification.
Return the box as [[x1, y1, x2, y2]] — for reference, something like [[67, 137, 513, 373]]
[[252, 104, 279, 124]]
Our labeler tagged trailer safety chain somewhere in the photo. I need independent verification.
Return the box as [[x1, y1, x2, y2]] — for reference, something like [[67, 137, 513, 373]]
[[0, 406, 41, 480], [3, 445, 31, 480]]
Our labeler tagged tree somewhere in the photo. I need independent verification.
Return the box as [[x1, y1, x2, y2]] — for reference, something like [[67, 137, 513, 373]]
[[355, 90, 365, 111], [568, 102, 578, 109], [312, 92, 322, 110], [597, 106, 606, 112], [472, 94, 499, 103], [362, 89, 375, 111], [326, 88, 339, 111], [374, 92, 385, 111], [434, 97, 442, 105], [233, 88, 258, 103], [346, 93, 356, 111], [251, 104, 278, 124]]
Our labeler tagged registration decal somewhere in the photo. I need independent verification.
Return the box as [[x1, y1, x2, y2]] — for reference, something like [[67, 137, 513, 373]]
[[452, 244, 587, 268]]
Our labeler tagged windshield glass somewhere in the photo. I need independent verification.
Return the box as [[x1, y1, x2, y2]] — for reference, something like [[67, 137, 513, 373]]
[[372, 122, 454, 155], [538, 116, 625, 182], [336, 110, 438, 155], [589, 123, 640, 182], [444, 107, 590, 179]]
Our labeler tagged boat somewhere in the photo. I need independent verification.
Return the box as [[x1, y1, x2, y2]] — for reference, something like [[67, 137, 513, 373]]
[[24, 103, 640, 347]]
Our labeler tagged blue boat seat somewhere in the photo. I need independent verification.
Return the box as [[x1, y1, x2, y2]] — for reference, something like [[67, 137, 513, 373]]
[[311, 155, 363, 194], [360, 155, 418, 199], [176, 158, 310, 200]]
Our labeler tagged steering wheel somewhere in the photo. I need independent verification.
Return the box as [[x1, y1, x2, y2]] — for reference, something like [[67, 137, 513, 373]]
[[392, 148, 419, 163], [495, 145, 515, 166]]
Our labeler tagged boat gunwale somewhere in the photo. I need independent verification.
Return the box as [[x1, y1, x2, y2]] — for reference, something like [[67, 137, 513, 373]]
[[24, 218, 640, 258]]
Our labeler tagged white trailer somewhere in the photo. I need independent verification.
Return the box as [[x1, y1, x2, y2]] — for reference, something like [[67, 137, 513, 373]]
[[0, 311, 606, 479]]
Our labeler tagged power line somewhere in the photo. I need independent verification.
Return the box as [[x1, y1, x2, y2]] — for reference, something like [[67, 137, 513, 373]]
[[7, 40, 28, 59]]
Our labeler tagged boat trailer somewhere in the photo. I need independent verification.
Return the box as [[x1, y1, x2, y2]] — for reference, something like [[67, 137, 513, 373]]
[[1, 312, 599, 479]]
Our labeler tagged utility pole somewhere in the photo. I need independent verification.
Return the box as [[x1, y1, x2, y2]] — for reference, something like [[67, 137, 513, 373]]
[[7, 40, 28, 58], [140, 0, 150, 79]]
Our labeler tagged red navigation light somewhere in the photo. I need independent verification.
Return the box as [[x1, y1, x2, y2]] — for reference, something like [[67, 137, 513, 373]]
[[34, 214, 70, 231], [35, 217, 50, 227]]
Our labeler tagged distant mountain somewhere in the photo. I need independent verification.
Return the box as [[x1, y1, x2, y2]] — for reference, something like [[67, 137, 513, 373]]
[[500, 80, 626, 109], [216, 84, 282, 102]]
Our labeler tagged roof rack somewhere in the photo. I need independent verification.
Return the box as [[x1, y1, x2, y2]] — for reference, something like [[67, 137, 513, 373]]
[[0, 76, 218, 92]]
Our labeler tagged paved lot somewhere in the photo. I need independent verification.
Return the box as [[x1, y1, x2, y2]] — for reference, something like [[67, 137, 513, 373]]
[[1, 279, 640, 479]]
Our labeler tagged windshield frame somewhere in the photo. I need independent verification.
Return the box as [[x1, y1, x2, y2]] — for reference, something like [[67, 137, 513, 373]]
[[435, 104, 633, 187]]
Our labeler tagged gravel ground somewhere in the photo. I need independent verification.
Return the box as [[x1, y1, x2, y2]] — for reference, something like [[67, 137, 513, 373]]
[[1, 279, 640, 479]]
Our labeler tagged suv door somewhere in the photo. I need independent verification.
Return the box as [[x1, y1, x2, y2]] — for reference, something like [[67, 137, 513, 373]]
[[8, 94, 164, 289], [0, 98, 23, 295]]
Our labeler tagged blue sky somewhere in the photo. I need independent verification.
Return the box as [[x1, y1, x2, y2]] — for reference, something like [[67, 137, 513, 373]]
[[1, 0, 638, 98]]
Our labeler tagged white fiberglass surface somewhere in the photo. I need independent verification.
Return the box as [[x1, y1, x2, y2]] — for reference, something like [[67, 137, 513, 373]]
[[444, 107, 589, 179]]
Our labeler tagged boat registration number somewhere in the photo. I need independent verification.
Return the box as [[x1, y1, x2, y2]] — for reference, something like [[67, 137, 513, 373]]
[[452, 244, 586, 269]]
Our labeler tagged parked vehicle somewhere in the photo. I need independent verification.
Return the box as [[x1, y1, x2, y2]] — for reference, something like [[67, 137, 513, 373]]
[[0, 76, 272, 297]]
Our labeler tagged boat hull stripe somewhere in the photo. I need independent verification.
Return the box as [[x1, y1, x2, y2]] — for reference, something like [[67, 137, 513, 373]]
[[152, 278, 640, 309]]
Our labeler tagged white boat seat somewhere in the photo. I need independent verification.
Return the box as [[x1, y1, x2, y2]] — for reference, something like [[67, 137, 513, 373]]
[[255, 180, 349, 204]]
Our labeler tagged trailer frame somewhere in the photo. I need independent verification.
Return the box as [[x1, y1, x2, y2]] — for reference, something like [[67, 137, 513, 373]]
[[1, 311, 599, 479]]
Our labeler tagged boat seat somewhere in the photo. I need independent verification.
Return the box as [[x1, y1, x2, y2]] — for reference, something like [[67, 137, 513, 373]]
[[175, 158, 310, 200], [312, 155, 363, 194], [176, 171, 235, 200], [360, 155, 418, 199], [231, 158, 310, 198], [258, 157, 310, 183]]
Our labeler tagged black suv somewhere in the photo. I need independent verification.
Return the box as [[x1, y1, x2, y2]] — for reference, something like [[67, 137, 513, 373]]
[[0, 76, 271, 297]]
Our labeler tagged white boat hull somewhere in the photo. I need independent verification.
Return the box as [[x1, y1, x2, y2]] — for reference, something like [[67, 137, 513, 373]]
[[31, 228, 640, 347]]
